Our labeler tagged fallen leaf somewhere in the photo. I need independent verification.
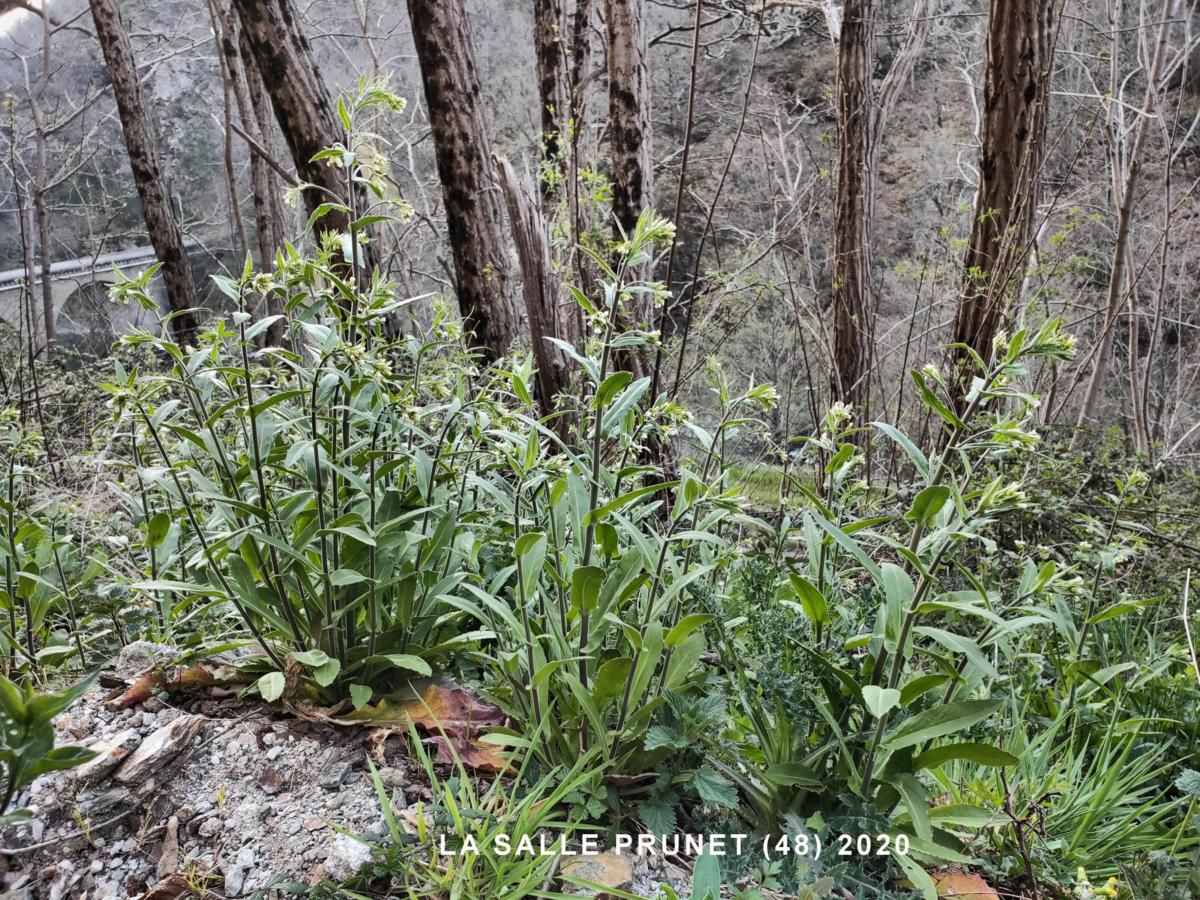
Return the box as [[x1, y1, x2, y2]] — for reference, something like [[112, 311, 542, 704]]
[[108, 662, 249, 709], [422, 735, 510, 774], [137, 873, 195, 900], [367, 726, 399, 765], [935, 870, 1000, 899], [337, 679, 505, 734], [297, 678, 509, 773]]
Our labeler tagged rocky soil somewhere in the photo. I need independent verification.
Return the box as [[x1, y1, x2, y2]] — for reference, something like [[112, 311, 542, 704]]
[[0, 642, 427, 899], [0, 643, 694, 900]]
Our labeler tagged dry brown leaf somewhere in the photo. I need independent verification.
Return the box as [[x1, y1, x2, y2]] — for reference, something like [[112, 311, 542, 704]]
[[108, 662, 249, 709], [301, 678, 509, 772], [935, 870, 1001, 899]]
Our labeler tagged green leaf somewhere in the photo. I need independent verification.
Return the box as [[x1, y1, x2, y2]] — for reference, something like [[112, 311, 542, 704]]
[[146, 513, 171, 547], [592, 370, 633, 408], [871, 421, 930, 478], [764, 762, 822, 788], [644, 724, 688, 751], [1086, 600, 1142, 625], [882, 699, 1002, 751], [291, 649, 331, 667], [906, 485, 951, 526], [913, 626, 998, 679], [591, 657, 632, 709], [811, 511, 882, 584], [26, 745, 98, 780], [369, 654, 433, 676], [665, 614, 712, 647], [571, 565, 605, 614], [881, 563, 913, 652], [314, 658, 341, 687], [349, 684, 373, 710], [638, 796, 677, 837], [911, 369, 964, 430], [788, 573, 829, 627], [899, 674, 947, 707], [893, 848, 937, 900], [929, 804, 995, 827], [690, 766, 738, 808], [584, 482, 677, 526], [862, 685, 902, 718], [824, 443, 854, 474], [891, 772, 932, 841], [691, 849, 722, 900], [600, 377, 651, 435], [913, 742, 1018, 771], [258, 671, 285, 702]]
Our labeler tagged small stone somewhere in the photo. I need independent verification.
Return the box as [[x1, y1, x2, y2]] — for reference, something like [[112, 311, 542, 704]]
[[198, 817, 224, 838], [223, 863, 247, 897], [107, 857, 123, 870], [89, 861, 103, 874], [319, 762, 353, 791], [156, 816, 180, 878], [257, 767, 284, 795], [561, 852, 635, 899], [78, 789, 130, 819], [114, 715, 206, 785], [303, 817, 326, 833], [315, 833, 373, 882], [73, 729, 142, 785], [114, 641, 178, 680], [265, 745, 283, 760]]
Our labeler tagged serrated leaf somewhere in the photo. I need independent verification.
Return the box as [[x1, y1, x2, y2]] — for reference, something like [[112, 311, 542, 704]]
[[644, 724, 688, 751], [638, 796, 677, 837], [690, 765, 738, 808]]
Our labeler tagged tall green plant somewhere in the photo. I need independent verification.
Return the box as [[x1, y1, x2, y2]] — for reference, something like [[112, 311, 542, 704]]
[[454, 213, 766, 793], [712, 321, 1078, 896], [101, 80, 502, 704]]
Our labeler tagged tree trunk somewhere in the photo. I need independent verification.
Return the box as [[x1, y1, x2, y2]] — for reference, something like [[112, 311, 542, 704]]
[[497, 156, 574, 419], [238, 25, 287, 266], [951, 0, 1055, 375], [407, 0, 517, 361], [605, 0, 651, 241], [830, 0, 933, 408], [231, 0, 378, 285], [1073, 5, 1171, 445], [209, 4, 287, 344], [831, 0, 874, 408], [88, 0, 200, 347], [567, 0, 596, 307], [605, 0, 653, 378], [534, 0, 568, 210]]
